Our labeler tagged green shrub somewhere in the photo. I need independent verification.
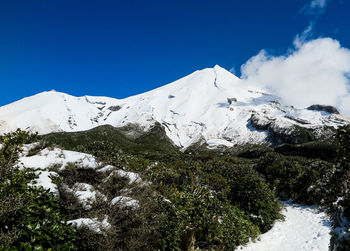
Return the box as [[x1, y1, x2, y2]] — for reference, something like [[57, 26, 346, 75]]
[[0, 130, 76, 250], [0, 168, 77, 250], [255, 152, 337, 205], [224, 165, 282, 232], [329, 126, 350, 250], [58, 163, 103, 186], [157, 184, 259, 251]]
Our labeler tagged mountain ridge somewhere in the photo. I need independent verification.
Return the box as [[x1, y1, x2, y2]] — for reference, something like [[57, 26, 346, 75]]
[[1, 65, 349, 148]]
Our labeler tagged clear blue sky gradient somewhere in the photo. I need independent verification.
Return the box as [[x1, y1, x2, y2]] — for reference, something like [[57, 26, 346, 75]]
[[1, 0, 349, 106]]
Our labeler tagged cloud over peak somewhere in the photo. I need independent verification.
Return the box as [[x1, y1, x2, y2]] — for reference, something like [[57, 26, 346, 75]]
[[241, 37, 350, 116]]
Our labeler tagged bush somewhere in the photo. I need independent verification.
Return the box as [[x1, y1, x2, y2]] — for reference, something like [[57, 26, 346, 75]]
[[58, 163, 103, 186], [223, 165, 282, 232], [255, 152, 338, 205], [329, 126, 350, 250], [157, 184, 259, 251], [0, 169, 77, 250], [0, 130, 76, 250]]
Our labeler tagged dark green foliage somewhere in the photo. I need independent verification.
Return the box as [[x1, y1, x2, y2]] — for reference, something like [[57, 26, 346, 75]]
[[329, 125, 350, 250], [0, 129, 37, 178], [107, 189, 164, 251], [0, 130, 76, 250], [102, 173, 129, 198], [73, 226, 114, 251], [224, 165, 282, 232], [143, 156, 280, 249], [255, 152, 337, 204], [41, 123, 180, 159], [187, 155, 282, 233], [0, 169, 77, 250], [291, 125, 315, 143], [156, 185, 259, 250], [234, 144, 273, 159], [274, 141, 339, 161], [57, 163, 103, 186]]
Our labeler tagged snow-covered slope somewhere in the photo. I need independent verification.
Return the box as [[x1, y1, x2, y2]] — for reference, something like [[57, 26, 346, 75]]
[[1, 65, 349, 148]]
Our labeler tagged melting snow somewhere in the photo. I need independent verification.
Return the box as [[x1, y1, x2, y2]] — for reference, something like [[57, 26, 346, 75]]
[[20, 142, 41, 157], [97, 165, 115, 173], [33, 170, 59, 195], [68, 216, 111, 233], [63, 183, 107, 210], [111, 196, 139, 209], [105, 169, 142, 185]]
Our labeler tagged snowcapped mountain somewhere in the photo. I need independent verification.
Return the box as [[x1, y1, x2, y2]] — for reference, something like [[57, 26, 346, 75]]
[[1, 65, 349, 148]]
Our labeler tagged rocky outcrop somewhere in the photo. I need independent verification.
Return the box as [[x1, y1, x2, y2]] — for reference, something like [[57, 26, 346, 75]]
[[250, 113, 272, 130], [227, 98, 237, 104], [250, 113, 315, 145], [307, 104, 340, 114], [108, 105, 122, 111]]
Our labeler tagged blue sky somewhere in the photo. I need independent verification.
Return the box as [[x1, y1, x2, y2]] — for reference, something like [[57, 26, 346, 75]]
[[1, 0, 350, 107]]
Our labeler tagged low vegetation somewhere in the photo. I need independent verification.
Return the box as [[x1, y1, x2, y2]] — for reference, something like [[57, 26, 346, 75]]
[[1, 124, 350, 250], [0, 130, 76, 250]]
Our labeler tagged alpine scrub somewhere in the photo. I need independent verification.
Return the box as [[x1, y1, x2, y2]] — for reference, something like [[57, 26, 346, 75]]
[[0, 130, 77, 250]]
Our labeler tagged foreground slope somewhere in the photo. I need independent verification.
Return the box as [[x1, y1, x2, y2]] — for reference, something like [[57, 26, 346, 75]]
[[0, 65, 349, 148]]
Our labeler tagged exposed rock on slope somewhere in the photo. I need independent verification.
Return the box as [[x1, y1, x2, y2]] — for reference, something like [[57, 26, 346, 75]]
[[307, 104, 340, 114]]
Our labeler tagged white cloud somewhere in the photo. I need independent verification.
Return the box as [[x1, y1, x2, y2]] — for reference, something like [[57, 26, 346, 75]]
[[294, 22, 314, 48], [241, 37, 350, 116], [310, 0, 327, 9], [300, 0, 329, 15]]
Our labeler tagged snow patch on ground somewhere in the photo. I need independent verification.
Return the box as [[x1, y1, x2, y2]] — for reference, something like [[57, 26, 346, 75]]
[[18, 146, 102, 196], [105, 169, 142, 185], [97, 165, 115, 173], [20, 142, 41, 157], [111, 196, 139, 209], [32, 170, 59, 195], [63, 183, 107, 210], [239, 201, 331, 251], [68, 216, 111, 234], [207, 138, 234, 148], [19, 147, 100, 171]]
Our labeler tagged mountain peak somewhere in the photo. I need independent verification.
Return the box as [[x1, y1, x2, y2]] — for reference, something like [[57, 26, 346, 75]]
[[212, 64, 240, 81], [213, 64, 224, 70], [0, 66, 348, 149]]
